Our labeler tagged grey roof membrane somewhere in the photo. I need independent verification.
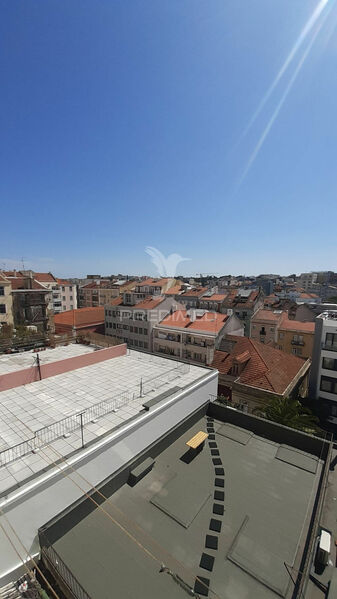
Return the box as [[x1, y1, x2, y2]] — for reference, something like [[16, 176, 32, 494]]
[[53, 416, 322, 599]]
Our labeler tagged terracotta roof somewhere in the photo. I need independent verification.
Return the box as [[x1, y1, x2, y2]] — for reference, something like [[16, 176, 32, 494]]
[[158, 310, 228, 333], [54, 307, 104, 327], [109, 297, 123, 306], [299, 293, 319, 299], [133, 296, 165, 310], [279, 315, 315, 333], [252, 309, 284, 323], [10, 277, 49, 291], [137, 278, 171, 288], [200, 294, 227, 302], [179, 287, 208, 298], [211, 336, 307, 394], [57, 279, 73, 286], [164, 285, 183, 295], [34, 272, 57, 283]]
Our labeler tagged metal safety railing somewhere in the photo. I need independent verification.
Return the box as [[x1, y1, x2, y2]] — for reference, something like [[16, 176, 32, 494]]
[[42, 545, 92, 599], [0, 361, 190, 467]]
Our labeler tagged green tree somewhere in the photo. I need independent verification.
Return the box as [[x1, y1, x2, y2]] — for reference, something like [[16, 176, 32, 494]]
[[254, 396, 319, 433]]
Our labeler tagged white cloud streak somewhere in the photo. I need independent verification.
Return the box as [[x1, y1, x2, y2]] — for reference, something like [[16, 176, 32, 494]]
[[237, 0, 329, 143], [237, 6, 331, 187]]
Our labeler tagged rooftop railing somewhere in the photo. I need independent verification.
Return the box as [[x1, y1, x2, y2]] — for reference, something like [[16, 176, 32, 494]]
[[0, 360, 190, 467]]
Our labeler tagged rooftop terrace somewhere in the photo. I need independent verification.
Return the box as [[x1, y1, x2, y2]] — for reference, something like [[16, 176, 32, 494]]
[[0, 347, 209, 495], [43, 409, 324, 599]]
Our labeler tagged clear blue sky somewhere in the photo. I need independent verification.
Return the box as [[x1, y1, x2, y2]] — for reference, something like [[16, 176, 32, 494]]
[[1, 0, 336, 277]]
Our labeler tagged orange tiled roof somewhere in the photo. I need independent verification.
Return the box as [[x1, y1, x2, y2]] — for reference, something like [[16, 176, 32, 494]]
[[137, 278, 170, 288], [252, 309, 284, 323], [279, 315, 315, 333], [180, 287, 208, 298], [34, 272, 57, 283], [158, 310, 228, 333], [10, 277, 49, 291], [57, 279, 73, 286], [54, 307, 104, 327], [109, 297, 123, 306], [133, 296, 165, 310], [164, 285, 182, 295], [211, 336, 307, 394], [201, 294, 228, 302]]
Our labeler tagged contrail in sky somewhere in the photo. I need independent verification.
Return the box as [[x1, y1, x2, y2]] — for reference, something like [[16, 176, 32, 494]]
[[237, 7, 331, 187], [237, 0, 329, 144]]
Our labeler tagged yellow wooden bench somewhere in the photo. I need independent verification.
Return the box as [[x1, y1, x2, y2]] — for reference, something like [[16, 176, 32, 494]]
[[186, 431, 208, 450]]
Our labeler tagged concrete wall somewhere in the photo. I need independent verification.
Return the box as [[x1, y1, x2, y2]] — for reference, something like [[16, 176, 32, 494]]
[[208, 402, 330, 459], [0, 344, 127, 391]]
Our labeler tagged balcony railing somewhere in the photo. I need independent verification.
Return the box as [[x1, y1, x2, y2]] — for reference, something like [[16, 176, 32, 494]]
[[323, 344, 337, 352], [291, 340, 304, 346]]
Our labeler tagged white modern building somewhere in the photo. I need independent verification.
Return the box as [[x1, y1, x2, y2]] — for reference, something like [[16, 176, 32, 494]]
[[57, 279, 78, 311], [309, 311, 337, 425]]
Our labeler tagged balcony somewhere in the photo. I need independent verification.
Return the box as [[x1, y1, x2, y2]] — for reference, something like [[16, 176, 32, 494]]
[[291, 340, 304, 346]]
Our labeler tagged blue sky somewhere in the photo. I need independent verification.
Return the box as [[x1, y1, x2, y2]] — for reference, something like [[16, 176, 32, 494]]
[[1, 0, 336, 277]]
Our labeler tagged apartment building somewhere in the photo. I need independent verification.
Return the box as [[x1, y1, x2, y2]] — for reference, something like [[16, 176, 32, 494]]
[[105, 295, 182, 351], [251, 309, 284, 344], [123, 278, 178, 305], [199, 292, 227, 312], [277, 318, 314, 359], [0, 272, 14, 327], [153, 309, 244, 365], [79, 280, 139, 307], [57, 279, 77, 311], [251, 308, 314, 358], [221, 288, 264, 336], [309, 311, 337, 425], [175, 286, 208, 308]]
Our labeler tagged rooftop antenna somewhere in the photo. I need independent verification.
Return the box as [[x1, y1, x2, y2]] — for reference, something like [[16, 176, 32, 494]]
[[21, 256, 26, 270]]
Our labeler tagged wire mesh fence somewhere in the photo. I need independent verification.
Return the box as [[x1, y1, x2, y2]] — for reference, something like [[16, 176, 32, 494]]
[[41, 545, 92, 599]]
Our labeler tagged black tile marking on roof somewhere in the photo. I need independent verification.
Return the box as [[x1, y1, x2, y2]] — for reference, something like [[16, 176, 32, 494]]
[[209, 442, 217, 449], [208, 434, 215, 440], [194, 576, 210, 597], [215, 467, 225, 476], [200, 553, 215, 572], [215, 477, 224, 487], [205, 535, 218, 550], [211, 449, 220, 456], [209, 518, 222, 532], [214, 490, 224, 501], [212, 458, 222, 465], [213, 503, 224, 516]]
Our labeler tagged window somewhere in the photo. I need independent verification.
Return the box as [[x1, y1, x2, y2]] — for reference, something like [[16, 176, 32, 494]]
[[108, 322, 112, 328], [0, 287, 4, 296], [122, 311, 129, 318], [123, 325, 129, 330], [134, 327, 138, 333], [134, 339, 139, 346], [130, 326, 133, 332], [139, 341, 143, 348], [0, 304, 6, 314], [252, 325, 255, 329], [292, 348, 302, 356], [70, 295, 73, 300], [322, 357, 337, 371], [62, 286, 65, 292], [279, 332, 284, 339], [325, 333, 337, 350], [70, 305, 73, 310], [62, 296, 66, 301], [144, 342, 148, 349], [320, 376, 337, 394], [69, 286, 72, 291], [279, 345, 283, 350], [270, 327, 274, 332], [113, 323, 116, 329], [138, 328, 143, 335]]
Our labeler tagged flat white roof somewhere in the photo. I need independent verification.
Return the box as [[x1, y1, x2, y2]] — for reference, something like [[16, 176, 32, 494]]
[[0, 349, 209, 494], [0, 344, 96, 375]]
